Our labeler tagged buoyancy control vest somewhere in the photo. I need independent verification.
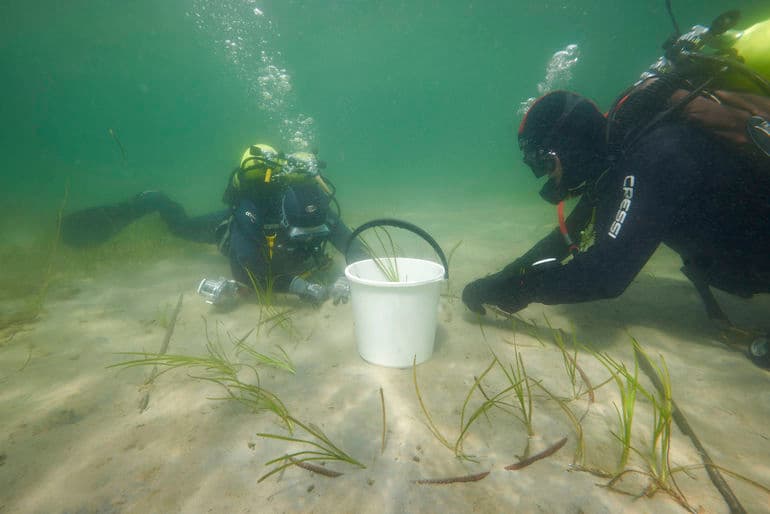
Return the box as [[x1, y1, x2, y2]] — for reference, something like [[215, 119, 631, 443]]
[[266, 182, 332, 259], [606, 11, 770, 162], [218, 182, 333, 268]]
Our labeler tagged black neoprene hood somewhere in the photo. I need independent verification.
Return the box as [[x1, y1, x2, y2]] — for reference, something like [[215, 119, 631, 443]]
[[518, 90, 609, 193]]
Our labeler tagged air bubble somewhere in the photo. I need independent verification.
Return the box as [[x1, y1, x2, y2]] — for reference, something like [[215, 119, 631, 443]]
[[518, 44, 580, 115], [191, 0, 316, 150]]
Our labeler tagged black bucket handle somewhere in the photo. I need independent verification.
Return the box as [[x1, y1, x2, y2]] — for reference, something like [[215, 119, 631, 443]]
[[345, 218, 449, 279]]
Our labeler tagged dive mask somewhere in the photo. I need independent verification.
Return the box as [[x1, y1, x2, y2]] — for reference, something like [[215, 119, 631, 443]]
[[285, 154, 319, 176], [523, 147, 558, 178], [521, 143, 565, 203]]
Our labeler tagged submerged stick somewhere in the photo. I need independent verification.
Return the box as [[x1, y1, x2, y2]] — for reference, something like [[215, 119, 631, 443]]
[[157, 294, 183, 356], [414, 470, 490, 485], [379, 387, 387, 455], [505, 436, 568, 471], [108, 128, 127, 163], [138, 293, 184, 412], [634, 346, 746, 514], [288, 456, 343, 478]]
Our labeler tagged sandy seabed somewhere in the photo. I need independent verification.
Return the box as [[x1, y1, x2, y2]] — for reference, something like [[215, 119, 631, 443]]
[[1, 194, 769, 514]]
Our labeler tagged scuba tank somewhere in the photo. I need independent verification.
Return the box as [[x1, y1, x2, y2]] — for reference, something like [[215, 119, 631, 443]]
[[607, 7, 770, 160], [730, 19, 770, 90]]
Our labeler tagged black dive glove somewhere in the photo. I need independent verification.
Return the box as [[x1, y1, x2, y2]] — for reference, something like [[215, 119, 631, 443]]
[[462, 268, 533, 316], [289, 276, 329, 304]]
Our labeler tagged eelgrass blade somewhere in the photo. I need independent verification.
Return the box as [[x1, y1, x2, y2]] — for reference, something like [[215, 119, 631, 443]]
[[534, 380, 584, 466], [591, 349, 638, 472], [256, 432, 330, 447], [256, 415, 366, 482], [628, 337, 693, 506], [265, 452, 339, 466], [373, 227, 400, 281], [245, 268, 297, 337], [109, 352, 238, 382], [202, 377, 291, 423], [257, 454, 344, 482], [412, 357, 453, 450], [358, 227, 400, 282], [261, 416, 364, 467], [235, 337, 296, 374], [453, 352, 535, 458], [457, 358, 498, 437], [495, 347, 534, 436], [303, 421, 364, 466], [677, 463, 770, 495], [454, 382, 522, 461]]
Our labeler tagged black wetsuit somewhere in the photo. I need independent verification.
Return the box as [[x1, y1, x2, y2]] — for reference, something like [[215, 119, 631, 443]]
[[62, 182, 361, 293], [225, 190, 358, 291], [514, 123, 770, 307]]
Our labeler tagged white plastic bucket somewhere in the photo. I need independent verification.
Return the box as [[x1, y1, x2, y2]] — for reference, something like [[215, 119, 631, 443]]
[[345, 257, 445, 368]]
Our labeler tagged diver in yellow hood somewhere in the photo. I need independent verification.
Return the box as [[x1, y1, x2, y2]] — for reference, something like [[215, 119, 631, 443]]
[[62, 143, 366, 306], [216, 143, 365, 305]]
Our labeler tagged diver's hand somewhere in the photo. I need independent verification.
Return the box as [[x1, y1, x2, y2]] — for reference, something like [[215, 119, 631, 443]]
[[330, 276, 350, 305], [462, 276, 494, 315], [462, 271, 531, 316], [289, 277, 329, 304]]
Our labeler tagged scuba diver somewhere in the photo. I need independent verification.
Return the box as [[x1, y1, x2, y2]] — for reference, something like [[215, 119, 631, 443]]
[[462, 9, 770, 369], [62, 144, 365, 306]]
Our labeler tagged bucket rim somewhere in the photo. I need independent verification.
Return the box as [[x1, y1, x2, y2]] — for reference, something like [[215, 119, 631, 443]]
[[344, 257, 445, 288]]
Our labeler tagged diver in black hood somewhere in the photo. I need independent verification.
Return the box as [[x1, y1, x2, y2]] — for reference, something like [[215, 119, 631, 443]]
[[518, 91, 609, 205], [462, 89, 770, 367]]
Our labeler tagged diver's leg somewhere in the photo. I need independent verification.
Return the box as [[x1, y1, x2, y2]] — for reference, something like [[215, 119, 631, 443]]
[[134, 192, 229, 244], [680, 264, 730, 323], [62, 194, 160, 246], [170, 210, 230, 244]]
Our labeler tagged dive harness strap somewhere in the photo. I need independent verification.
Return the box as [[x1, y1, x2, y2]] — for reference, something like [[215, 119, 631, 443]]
[[557, 201, 580, 257]]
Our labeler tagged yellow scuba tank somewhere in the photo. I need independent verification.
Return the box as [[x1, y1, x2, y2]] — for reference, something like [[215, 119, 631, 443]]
[[732, 19, 770, 82], [610, 9, 770, 159], [711, 18, 770, 93], [283, 151, 334, 194]]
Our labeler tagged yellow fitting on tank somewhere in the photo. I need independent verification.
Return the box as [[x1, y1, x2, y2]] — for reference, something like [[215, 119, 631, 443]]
[[314, 175, 333, 195], [266, 233, 276, 259]]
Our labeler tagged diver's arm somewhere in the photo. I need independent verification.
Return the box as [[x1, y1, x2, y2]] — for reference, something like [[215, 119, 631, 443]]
[[500, 195, 594, 275], [527, 227, 660, 304], [463, 195, 595, 313], [327, 211, 369, 263], [528, 131, 695, 305], [471, 182, 662, 312], [464, 127, 695, 313]]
